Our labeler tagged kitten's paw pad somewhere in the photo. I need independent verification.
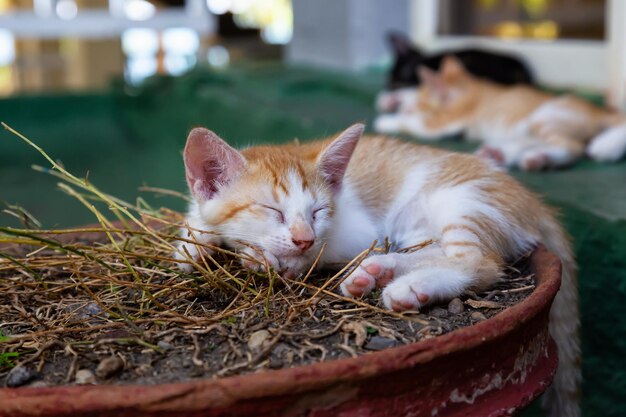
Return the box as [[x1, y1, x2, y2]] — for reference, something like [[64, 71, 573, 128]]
[[376, 93, 401, 113], [476, 146, 505, 168], [340, 257, 395, 298], [520, 152, 549, 171], [382, 280, 431, 312]]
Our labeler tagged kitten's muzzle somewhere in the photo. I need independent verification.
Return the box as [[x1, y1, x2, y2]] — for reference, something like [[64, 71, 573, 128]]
[[292, 238, 314, 252], [289, 221, 315, 253]]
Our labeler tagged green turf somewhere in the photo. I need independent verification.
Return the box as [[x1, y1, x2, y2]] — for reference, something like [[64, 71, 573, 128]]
[[1, 63, 625, 416]]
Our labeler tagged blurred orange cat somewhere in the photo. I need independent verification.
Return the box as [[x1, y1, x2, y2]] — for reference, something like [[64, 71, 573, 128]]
[[375, 56, 626, 170]]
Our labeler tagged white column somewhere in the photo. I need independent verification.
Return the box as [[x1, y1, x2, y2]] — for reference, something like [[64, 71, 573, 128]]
[[408, 0, 438, 49], [287, 0, 410, 70], [607, 0, 626, 111]]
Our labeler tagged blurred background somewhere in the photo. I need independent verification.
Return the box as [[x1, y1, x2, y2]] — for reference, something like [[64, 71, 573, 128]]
[[1, 1, 625, 416]]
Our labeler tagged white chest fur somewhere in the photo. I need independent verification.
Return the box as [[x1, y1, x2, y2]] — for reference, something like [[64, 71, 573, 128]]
[[321, 183, 378, 265]]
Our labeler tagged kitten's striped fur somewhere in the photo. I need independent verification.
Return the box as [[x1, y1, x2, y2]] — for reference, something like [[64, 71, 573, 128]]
[[177, 124, 580, 416]]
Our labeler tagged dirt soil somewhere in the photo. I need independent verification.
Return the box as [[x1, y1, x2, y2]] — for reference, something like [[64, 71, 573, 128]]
[[0, 241, 534, 389]]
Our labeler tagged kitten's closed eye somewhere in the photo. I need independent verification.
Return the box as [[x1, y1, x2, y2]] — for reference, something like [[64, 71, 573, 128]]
[[312, 206, 329, 221], [260, 204, 285, 223]]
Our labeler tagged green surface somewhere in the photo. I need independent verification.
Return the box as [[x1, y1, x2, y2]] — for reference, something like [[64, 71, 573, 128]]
[[1, 63, 625, 416]]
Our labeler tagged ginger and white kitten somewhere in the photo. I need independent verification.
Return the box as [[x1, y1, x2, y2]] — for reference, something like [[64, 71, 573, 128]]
[[176, 124, 579, 417], [375, 56, 626, 171]]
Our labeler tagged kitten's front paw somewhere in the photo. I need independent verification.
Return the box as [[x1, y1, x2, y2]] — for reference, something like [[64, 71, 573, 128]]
[[373, 114, 402, 134], [240, 247, 281, 274], [341, 256, 396, 298], [382, 275, 433, 312], [375, 92, 401, 113], [587, 134, 625, 162], [279, 257, 311, 280], [174, 242, 214, 272], [520, 151, 549, 171], [475, 146, 506, 169]]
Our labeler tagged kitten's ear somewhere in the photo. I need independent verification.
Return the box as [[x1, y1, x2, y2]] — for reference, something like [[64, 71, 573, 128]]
[[441, 55, 467, 78], [184, 128, 246, 201], [387, 32, 417, 56], [418, 65, 439, 86], [418, 65, 450, 102], [317, 123, 364, 193]]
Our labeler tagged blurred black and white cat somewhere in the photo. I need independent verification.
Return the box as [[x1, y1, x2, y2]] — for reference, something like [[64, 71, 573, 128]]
[[377, 32, 534, 114]]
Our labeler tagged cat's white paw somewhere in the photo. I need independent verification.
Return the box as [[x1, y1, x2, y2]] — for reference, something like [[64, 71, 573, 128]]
[[174, 242, 214, 272], [587, 127, 626, 162], [278, 256, 313, 280], [375, 92, 401, 113], [341, 255, 396, 298], [374, 114, 402, 134], [475, 146, 506, 169], [240, 247, 281, 274], [520, 150, 550, 171], [382, 276, 432, 312]]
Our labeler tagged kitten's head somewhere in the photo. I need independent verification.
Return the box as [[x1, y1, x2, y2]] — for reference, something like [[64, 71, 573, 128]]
[[415, 56, 479, 124], [387, 32, 423, 90], [183, 124, 364, 276]]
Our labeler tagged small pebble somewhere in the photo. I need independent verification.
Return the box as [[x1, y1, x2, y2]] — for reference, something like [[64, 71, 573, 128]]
[[429, 307, 448, 318], [268, 357, 282, 369], [448, 298, 464, 314], [470, 312, 487, 321], [157, 341, 172, 351], [134, 363, 152, 377], [27, 380, 48, 388], [181, 357, 193, 368], [364, 336, 397, 351], [75, 369, 96, 385], [5, 365, 39, 388], [248, 330, 271, 352], [65, 302, 105, 323], [95, 356, 124, 379]]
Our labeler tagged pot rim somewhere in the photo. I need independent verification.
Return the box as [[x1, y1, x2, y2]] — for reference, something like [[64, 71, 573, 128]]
[[0, 245, 561, 413]]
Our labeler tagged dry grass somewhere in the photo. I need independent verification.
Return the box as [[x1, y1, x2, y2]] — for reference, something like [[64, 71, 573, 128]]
[[0, 123, 435, 384], [0, 123, 534, 386]]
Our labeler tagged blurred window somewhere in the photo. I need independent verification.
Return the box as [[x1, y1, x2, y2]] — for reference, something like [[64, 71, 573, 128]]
[[438, 0, 606, 41], [162, 28, 200, 75]]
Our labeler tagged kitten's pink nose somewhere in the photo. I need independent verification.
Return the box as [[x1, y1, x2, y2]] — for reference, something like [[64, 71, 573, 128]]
[[292, 238, 314, 252], [290, 221, 315, 252]]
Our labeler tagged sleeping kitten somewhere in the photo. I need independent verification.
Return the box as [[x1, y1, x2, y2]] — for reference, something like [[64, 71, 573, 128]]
[[176, 124, 579, 417], [377, 32, 533, 113], [375, 56, 626, 170]]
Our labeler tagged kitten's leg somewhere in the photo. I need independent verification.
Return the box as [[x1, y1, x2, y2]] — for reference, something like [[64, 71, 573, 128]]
[[474, 146, 506, 169], [375, 88, 418, 113], [586, 123, 626, 162], [373, 114, 405, 134], [374, 113, 465, 140], [341, 247, 440, 297], [382, 245, 503, 311], [174, 217, 220, 272], [519, 134, 585, 170], [239, 246, 280, 273], [381, 223, 503, 311]]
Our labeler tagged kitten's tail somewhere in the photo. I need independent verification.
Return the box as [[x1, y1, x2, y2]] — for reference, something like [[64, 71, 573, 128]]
[[586, 113, 626, 162], [538, 214, 581, 417]]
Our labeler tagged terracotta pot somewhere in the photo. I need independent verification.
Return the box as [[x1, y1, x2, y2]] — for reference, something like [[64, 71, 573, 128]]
[[0, 246, 560, 417]]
